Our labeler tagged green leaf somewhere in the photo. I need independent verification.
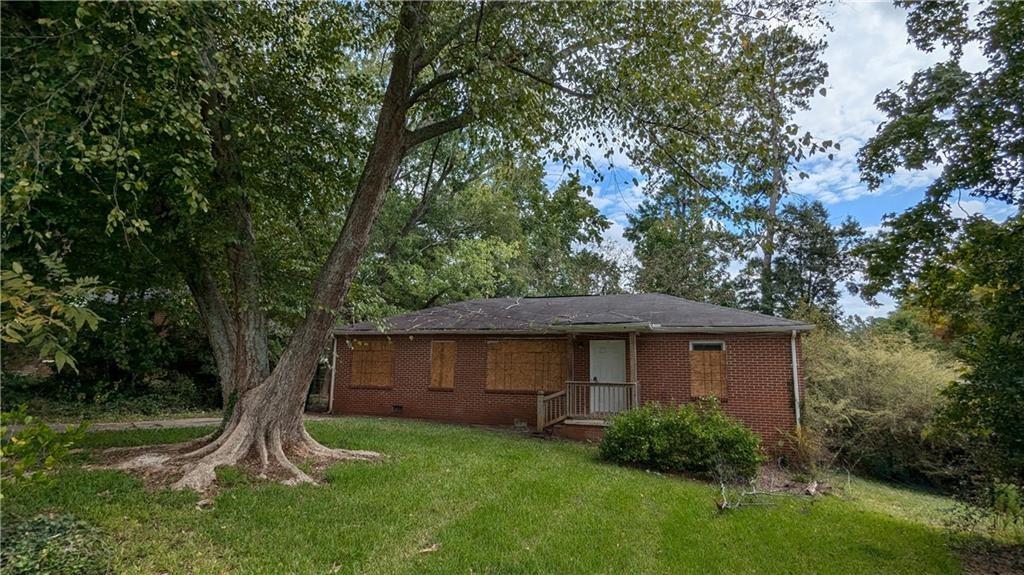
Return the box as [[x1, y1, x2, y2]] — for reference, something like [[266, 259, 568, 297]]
[[54, 350, 68, 372]]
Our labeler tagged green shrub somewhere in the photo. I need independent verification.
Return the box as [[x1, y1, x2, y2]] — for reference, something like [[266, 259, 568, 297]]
[[1, 373, 218, 421], [0, 297, 222, 417], [803, 329, 962, 484], [0, 514, 109, 575], [599, 401, 764, 481], [0, 406, 86, 483]]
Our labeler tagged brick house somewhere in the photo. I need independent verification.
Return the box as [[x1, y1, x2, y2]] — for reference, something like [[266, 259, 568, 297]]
[[329, 294, 811, 447]]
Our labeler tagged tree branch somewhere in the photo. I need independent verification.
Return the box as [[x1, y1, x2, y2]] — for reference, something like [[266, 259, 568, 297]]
[[382, 145, 456, 262], [500, 60, 596, 99], [404, 110, 475, 151], [413, 5, 487, 73], [409, 69, 463, 104]]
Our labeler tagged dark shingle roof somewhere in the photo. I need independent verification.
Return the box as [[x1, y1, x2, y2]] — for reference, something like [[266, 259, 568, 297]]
[[336, 294, 812, 335]]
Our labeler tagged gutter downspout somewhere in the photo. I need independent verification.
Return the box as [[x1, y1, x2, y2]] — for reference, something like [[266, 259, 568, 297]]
[[791, 329, 801, 429], [327, 336, 338, 415]]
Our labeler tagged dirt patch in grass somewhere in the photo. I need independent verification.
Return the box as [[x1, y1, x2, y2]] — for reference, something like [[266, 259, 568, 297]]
[[755, 463, 837, 496], [959, 540, 1024, 575]]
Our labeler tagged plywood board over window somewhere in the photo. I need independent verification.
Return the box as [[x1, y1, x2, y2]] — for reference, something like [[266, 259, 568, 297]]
[[486, 340, 567, 392], [690, 341, 727, 399], [430, 341, 456, 390], [350, 340, 393, 388]]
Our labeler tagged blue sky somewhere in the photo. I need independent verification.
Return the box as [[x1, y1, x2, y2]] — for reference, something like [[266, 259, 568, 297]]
[[548, 2, 1015, 319]]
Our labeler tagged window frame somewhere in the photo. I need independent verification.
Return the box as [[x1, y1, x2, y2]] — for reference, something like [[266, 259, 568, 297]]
[[688, 340, 727, 399], [689, 340, 726, 352]]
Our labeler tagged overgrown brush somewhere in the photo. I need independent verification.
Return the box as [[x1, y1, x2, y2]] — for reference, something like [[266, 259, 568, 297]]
[[803, 329, 962, 484]]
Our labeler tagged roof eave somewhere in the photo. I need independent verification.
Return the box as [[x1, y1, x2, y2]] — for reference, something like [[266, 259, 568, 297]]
[[332, 323, 814, 336], [650, 324, 814, 334]]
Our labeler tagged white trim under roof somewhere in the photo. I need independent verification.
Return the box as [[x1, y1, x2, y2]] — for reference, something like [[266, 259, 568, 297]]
[[333, 323, 814, 336], [649, 325, 813, 334]]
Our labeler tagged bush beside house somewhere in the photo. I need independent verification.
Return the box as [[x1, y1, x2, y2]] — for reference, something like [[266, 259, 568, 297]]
[[599, 401, 764, 481], [802, 329, 962, 485]]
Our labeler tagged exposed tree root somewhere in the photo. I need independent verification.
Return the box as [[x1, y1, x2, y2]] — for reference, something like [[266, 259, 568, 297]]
[[93, 420, 382, 493]]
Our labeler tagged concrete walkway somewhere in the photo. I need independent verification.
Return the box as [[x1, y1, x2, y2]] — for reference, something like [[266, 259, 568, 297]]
[[30, 417, 223, 433], [24, 414, 331, 433]]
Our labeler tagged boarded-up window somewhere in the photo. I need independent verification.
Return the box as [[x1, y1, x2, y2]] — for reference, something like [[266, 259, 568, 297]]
[[350, 340, 393, 388], [690, 341, 726, 398], [430, 341, 456, 390], [486, 340, 567, 392]]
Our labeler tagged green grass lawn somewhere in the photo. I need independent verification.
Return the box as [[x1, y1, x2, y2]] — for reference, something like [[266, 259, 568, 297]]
[[3, 417, 965, 574]]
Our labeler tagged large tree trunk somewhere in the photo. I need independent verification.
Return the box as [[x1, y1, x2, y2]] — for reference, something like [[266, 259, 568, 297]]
[[223, 195, 271, 396], [759, 80, 786, 316], [184, 246, 268, 408], [112, 2, 480, 491], [184, 262, 238, 405], [759, 167, 780, 315], [166, 3, 429, 491]]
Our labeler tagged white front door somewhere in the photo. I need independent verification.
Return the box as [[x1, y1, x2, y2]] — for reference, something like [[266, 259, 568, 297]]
[[589, 340, 627, 414]]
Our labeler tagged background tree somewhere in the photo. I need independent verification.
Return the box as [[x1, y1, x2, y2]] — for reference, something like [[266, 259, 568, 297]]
[[514, 173, 618, 296], [722, 26, 832, 314], [355, 151, 618, 320], [624, 23, 835, 313], [923, 217, 1024, 488], [857, 1, 1023, 504], [737, 28, 831, 313], [738, 201, 863, 321], [625, 179, 739, 304]]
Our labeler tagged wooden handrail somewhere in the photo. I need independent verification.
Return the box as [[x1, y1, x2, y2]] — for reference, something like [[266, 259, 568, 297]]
[[537, 382, 641, 430], [536, 389, 568, 431]]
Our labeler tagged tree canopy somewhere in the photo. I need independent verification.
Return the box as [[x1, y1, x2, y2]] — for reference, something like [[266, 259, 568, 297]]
[[856, 1, 1023, 496], [738, 201, 863, 321]]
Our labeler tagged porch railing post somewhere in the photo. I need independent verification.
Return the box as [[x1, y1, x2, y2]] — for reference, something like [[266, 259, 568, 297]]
[[629, 332, 638, 383], [536, 390, 546, 432]]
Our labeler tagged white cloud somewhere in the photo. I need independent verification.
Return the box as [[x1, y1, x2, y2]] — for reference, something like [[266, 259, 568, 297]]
[[789, 2, 955, 206], [950, 198, 1018, 221], [841, 291, 895, 320], [601, 220, 631, 256], [790, 2, 994, 209]]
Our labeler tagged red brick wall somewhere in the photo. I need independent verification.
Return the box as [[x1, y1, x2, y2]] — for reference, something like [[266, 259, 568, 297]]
[[331, 335, 558, 427], [634, 333, 802, 449], [331, 332, 803, 449]]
